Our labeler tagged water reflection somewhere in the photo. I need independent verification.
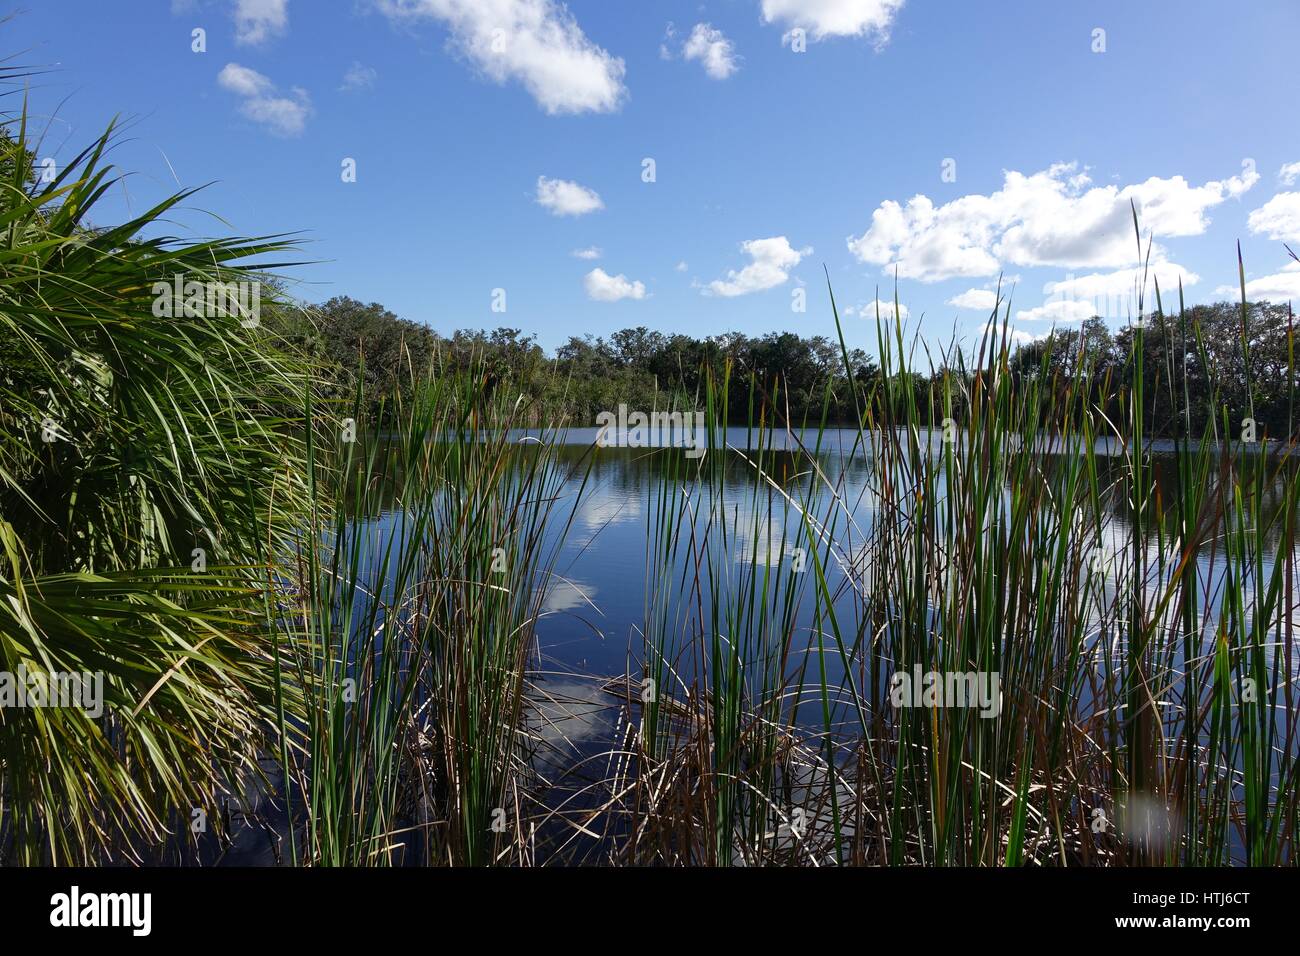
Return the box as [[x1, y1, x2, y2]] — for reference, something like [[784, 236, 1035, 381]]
[[353, 427, 1297, 685]]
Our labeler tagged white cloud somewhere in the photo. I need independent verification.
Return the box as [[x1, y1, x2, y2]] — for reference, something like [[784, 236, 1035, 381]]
[[1279, 162, 1300, 187], [1009, 328, 1049, 346], [340, 62, 377, 92], [761, 0, 905, 44], [705, 236, 810, 297], [682, 23, 739, 79], [1216, 262, 1300, 303], [1043, 262, 1199, 302], [536, 176, 604, 216], [1014, 263, 1197, 324], [217, 62, 271, 97], [845, 299, 909, 320], [1014, 299, 1102, 323], [233, 0, 288, 46], [675, 260, 688, 272], [217, 63, 311, 136], [848, 162, 1259, 283], [374, 0, 626, 115], [659, 22, 677, 60], [947, 288, 999, 311], [584, 268, 646, 301], [571, 246, 602, 260], [1247, 192, 1300, 241]]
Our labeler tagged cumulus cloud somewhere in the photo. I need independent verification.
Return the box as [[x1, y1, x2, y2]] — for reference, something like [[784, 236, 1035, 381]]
[[681, 23, 740, 79], [584, 268, 646, 301], [1048, 262, 1197, 298], [217, 62, 270, 97], [571, 246, 602, 260], [847, 163, 1258, 283], [1014, 262, 1198, 324], [536, 176, 604, 216], [374, 0, 626, 115], [705, 236, 810, 297], [1279, 162, 1300, 187], [1014, 299, 1100, 323], [948, 288, 999, 311], [845, 299, 909, 320], [340, 62, 377, 92], [217, 63, 311, 136], [1216, 261, 1300, 303], [1247, 192, 1300, 241], [1009, 328, 1049, 346], [233, 0, 288, 46], [761, 0, 905, 44], [659, 22, 678, 60]]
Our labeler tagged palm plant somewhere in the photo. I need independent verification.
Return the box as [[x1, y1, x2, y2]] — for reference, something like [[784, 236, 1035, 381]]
[[0, 88, 313, 864]]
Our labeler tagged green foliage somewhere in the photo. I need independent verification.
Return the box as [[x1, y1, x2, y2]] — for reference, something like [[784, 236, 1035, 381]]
[[3, 63, 1296, 869], [291, 300, 882, 428], [0, 98, 312, 863], [297, 294, 1299, 444]]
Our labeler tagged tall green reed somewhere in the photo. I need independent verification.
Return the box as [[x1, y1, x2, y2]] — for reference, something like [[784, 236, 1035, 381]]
[[614, 239, 1298, 867], [282, 358, 584, 865]]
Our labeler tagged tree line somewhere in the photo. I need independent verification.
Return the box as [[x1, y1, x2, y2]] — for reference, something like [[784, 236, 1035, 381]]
[[270, 295, 1298, 441]]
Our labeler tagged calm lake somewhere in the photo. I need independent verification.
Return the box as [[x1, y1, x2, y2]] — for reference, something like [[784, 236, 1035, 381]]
[[210, 426, 1297, 864], [515, 427, 1294, 674]]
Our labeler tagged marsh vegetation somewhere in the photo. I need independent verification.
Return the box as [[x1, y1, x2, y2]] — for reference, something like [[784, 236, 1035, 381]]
[[2, 92, 1298, 867]]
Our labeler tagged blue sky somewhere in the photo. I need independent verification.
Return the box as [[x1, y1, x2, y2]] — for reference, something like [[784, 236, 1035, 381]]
[[10, 0, 1300, 354]]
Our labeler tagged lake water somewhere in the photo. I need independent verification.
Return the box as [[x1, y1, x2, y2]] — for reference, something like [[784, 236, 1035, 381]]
[[481, 425, 1296, 862], [205, 426, 1297, 864], [520, 427, 1295, 675]]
